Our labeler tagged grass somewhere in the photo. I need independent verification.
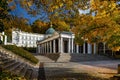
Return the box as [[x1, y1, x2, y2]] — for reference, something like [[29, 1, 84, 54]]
[[1, 45, 39, 64]]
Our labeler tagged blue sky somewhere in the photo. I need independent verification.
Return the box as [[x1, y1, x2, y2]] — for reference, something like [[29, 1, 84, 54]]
[[9, 1, 120, 24], [9, 3, 45, 24], [10, 4, 90, 24]]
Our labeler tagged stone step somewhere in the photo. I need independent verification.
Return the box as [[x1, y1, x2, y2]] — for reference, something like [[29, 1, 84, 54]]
[[0, 57, 10, 62], [13, 63, 25, 75], [2, 59, 14, 66], [57, 53, 71, 62], [6, 62, 20, 71], [31, 69, 38, 80], [25, 68, 33, 80], [20, 64, 28, 77], [9, 62, 22, 72], [3, 60, 16, 69]]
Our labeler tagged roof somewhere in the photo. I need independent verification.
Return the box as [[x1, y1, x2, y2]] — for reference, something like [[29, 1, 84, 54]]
[[61, 31, 73, 35], [45, 27, 56, 34]]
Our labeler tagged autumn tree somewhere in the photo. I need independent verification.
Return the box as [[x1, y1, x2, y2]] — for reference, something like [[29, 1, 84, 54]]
[[72, 0, 120, 51], [31, 20, 49, 34], [0, 0, 8, 32]]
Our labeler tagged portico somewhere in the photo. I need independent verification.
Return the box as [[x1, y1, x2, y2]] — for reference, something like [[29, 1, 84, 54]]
[[37, 31, 75, 54], [37, 27, 96, 54]]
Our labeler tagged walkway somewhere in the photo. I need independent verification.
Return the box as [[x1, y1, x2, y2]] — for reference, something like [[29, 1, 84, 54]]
[[44, 60, 120, 79]]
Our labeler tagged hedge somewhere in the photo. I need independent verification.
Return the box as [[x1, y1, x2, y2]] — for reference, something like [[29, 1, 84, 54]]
[[1, 45, 39, 64]]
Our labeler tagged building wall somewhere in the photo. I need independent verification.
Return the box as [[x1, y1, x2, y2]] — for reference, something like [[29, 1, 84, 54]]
[[12, 30, 45, 47]]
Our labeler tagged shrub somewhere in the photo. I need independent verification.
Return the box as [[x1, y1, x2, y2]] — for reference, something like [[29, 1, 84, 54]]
[[1, 45, 39, 64], [23, 47, 36, 53]]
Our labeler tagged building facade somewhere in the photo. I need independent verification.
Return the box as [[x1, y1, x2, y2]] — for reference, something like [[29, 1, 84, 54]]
[[12, 30, 45, 47], [0, 32, 4, 44]]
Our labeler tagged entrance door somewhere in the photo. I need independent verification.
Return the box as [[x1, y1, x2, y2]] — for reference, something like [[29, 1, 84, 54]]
[[64, 40, 68, 53], [55, 39, 59, 53]]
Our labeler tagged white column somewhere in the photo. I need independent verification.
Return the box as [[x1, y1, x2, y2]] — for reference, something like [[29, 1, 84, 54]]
[[68, 38, 70, 53], [4, 35, 7, 45], [83, 42, 86, 54], [50, 41, 52, 53], [76, 45, 79, 53], [47, 42, 49, 53], [103, 42, 106, 54], [40, 44, 41, 54], [1, 36, 3, 41], [42, 44, 44, 54], [71, 38, 74, 53], [93, 43, 96, 54], [59, 38, 61, 53], [61, 37, 63, 53], [87, 43, 92, 54], [38, 45, 40, 53], [40, 44, 42, 54], [40, 45, 42, 54], [45, 43, 46, 53], [53, 40, 56, 53], [43, 44, 45, 54], [36, 45, 38, 53]]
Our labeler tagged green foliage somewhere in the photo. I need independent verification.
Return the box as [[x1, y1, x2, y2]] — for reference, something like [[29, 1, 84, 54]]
[[23, 47, 36, 53], [0, 70, 26, 80], [1, 45, 39, 64], [72, 1, 120, 51], [0, 0, 8, 32], [31, 20, 49, 34]]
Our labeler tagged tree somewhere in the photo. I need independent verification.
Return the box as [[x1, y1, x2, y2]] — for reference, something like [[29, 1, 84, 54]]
[[0, 0, 8, 32], [31, 20, 49, 34], [72, 0, 120, 51], [51, 18, 70, 31]]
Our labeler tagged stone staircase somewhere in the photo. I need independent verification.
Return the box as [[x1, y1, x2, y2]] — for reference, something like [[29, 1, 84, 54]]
[[57, 53, 71, 62], [70, 54, 112, 62], [0, 47, 39, 80]]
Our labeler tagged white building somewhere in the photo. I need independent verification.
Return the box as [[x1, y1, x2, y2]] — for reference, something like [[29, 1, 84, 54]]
[[12, 30, 45, 47], [0, 32, 7, 45]]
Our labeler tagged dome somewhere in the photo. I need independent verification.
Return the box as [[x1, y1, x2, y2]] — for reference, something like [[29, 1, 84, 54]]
[[45, 27, 56, 34]]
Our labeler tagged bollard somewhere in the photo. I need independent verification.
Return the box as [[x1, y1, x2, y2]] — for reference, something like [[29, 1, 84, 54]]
[[118, 64, 120, 74]]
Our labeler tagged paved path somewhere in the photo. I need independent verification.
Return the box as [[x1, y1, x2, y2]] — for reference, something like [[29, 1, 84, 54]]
[[44, 60, 120, 79]]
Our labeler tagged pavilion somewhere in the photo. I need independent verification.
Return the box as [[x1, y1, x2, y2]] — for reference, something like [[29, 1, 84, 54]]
[[36, 27, 99, 54]]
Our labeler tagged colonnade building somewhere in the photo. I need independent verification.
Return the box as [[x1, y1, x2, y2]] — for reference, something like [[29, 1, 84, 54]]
[[37, 27, 110, 54]]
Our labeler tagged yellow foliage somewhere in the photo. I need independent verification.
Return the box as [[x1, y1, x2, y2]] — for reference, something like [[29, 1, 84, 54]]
[[112, 47, 120, 51], [27, 1, 33, 7]]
